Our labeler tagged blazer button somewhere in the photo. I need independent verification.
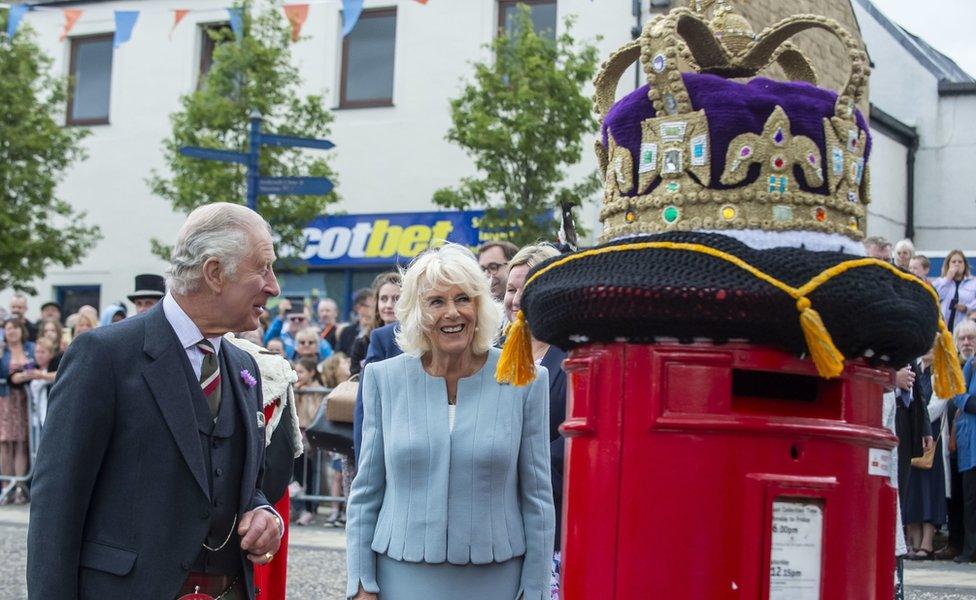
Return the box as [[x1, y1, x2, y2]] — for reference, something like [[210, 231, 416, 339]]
[[215, 468, 223, 477], [202, 509, 211, 520], [180, 560, 190, 570]]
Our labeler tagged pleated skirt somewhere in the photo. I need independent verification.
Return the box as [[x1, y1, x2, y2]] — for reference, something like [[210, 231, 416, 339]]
[[376, 553, 523, 600]]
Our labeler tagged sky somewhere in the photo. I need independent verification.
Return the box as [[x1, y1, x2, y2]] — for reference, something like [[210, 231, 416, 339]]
[[870, 0, 976, 78]]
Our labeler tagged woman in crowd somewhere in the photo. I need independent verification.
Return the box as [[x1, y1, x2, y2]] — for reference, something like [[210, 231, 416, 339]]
[[38, 318, 66, 354], [320, 352, 354, 525], [934, 250, 976, 334], [25, 338, 58, 433], [504, 243, 567, 598], [893, 239, 915, 270], [0, 318, 35, 504], [294, 327, 329, 364], [346, 243, 554, 600], [71, 312, 97, 339], [349, 272, 401, 376], [905, 347, 946, 560], [293, 356, 328, 526]]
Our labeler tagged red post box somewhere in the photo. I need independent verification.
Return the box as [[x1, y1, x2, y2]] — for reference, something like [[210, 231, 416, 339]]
[[559, 342, 897, 600]]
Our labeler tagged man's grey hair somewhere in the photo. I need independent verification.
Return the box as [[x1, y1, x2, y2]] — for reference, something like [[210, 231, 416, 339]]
[[166, 203, 272, 296], [10, 292, 27, 302]]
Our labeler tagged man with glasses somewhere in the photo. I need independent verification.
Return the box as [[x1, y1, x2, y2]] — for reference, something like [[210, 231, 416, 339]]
[[477, 240, 519, 302]]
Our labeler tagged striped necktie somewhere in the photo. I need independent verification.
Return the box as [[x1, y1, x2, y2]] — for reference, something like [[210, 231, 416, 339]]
[[197, 339, 221, 418]]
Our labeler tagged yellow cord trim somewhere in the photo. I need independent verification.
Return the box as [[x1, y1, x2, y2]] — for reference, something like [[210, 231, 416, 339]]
[[495, 241, 965, 395]]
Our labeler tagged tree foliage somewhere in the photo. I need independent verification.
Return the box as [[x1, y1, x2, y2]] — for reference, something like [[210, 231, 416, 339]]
[[149, 3, 338, 260], [433, 5, 601, 245], [0, 15, 101, 294]]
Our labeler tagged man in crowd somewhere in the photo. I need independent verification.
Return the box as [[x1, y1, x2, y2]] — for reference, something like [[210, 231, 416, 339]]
[[477, 240, 518, 302], [263, 299, 332, 360], [942, 320, 976, 560], [28, 202, 282, 599], [9, 292, 37, 341], [128, 273, 166, 314], [863, 236, 892, 262], [336, 288, 373, 355], [40, 301, 62, 325], [316, 298, 340, 350]]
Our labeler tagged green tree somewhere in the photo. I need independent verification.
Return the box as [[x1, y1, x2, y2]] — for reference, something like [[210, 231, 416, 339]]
[[149, 3, 338, 260], [433, 5, 601, 246], [0, 14, 101, 294]]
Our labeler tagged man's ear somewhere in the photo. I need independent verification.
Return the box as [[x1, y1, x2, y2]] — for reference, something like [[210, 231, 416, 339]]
[[201, 257, 225, 293]]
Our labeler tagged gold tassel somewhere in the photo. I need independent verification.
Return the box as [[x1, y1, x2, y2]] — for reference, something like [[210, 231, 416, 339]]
[[796, 297, 845, 379], [933, 323, 966, 397], [495, 310, 536, 386]]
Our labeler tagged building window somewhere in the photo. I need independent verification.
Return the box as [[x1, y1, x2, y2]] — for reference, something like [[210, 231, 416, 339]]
[[199, 22, 233, 84], [55, 285, 101, 318], [67, 34, 113, 126], [498, 0, 557, 39], [339, 7, 397, 108]]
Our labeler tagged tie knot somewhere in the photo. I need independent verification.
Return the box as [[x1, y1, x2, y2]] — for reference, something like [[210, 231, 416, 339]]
[[197, 339, 215, 355]]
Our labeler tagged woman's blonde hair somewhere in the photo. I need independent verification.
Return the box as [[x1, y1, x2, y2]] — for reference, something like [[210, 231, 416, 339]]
[[395, 243, 502, 358], [508, 243, 560, 274]]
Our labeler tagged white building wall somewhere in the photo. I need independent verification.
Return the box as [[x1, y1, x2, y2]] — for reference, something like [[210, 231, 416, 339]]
[[864, 129, 908, 243], [7, 0, 635, 314]]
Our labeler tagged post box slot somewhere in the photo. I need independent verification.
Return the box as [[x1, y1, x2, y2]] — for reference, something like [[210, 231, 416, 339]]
[[731, 369, 842, 420]]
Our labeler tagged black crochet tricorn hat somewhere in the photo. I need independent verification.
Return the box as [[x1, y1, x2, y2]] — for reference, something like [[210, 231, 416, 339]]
[[496, 2, 965, 397]]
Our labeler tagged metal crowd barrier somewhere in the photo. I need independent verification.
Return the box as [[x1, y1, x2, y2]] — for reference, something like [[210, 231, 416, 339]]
[[0, 380, 47, 504], [291, 387, 350, 518]]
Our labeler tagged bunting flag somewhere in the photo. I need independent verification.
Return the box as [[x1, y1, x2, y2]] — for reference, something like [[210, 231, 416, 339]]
[[169, 9, 189, 39], [413, 0, 429, 4], [227, 7, 244, 39], [6, 4, 29, 39], [58, 8, 83, 41], [282, 4, 308, 42], [113, 11, 139, 48], [341, 0, 363, 37]]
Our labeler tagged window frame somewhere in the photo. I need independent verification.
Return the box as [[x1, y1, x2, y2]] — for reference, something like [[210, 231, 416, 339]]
[[338, 6, 398, 109], [198, 22, 232, 86], [66, 33, 114, 127], [496, 0, 557, 37]]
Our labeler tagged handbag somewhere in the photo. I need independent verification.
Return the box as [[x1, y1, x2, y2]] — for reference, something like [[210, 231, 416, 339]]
[[325, 374, 358, 424], [306, 402, 354, 459], [911, 430, 940, 469]]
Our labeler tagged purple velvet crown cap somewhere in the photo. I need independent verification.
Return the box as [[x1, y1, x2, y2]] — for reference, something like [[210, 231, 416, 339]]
[[602, 72, 871, 197]]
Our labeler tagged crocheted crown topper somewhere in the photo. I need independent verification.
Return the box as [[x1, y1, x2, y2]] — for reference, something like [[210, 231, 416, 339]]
[[593, 1, 871, 243]]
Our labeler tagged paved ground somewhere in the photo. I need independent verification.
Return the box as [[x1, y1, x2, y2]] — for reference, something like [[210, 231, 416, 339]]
[[2, 504, 975, 598]]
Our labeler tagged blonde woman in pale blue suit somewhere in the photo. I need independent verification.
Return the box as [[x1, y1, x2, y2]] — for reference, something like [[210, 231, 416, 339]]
[[347, 243, 555, 600]]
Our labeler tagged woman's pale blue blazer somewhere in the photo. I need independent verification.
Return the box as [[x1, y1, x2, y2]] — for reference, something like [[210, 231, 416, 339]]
[[345, 347, 555, 599]]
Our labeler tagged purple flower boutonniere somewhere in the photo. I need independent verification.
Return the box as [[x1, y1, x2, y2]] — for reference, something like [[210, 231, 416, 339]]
[[240, 369, 258, 389]]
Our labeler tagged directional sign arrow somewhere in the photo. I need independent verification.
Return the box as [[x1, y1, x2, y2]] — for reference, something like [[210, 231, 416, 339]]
[[260, 134, 335, 151], [256, 176, 334, 196], [179, 146, 249, 164]]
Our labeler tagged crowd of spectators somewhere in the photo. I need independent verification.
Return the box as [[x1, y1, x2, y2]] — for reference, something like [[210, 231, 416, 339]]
[[865, 236, 976, 565]]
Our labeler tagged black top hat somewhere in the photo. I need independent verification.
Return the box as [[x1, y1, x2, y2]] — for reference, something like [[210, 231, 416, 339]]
[[127, 274, 166, 302]]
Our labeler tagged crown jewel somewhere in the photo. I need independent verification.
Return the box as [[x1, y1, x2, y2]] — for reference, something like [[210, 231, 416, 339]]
[[593, 4, 872, 243]]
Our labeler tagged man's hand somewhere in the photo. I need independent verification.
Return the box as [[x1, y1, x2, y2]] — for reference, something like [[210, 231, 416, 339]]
[[895, 366, 916, 391], [923, 436, 935, 453], [960, 305, 970, 314], [238, 509, 281, 565]]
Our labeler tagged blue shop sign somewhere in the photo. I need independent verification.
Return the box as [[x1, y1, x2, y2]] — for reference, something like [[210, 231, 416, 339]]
[[300, 210, 494, 267]]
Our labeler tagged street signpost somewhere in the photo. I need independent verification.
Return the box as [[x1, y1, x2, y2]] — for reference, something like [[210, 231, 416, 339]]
[[179, 110, 334, 212]]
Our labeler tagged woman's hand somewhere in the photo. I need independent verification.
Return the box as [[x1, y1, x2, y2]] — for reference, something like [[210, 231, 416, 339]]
[[353, 584, 378, 600], [959, 304, 969, 314]]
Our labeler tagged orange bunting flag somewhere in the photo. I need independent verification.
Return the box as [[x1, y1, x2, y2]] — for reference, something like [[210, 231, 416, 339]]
[[170, 9, 190, 39], [59, 9, 83, 41], [283, 4, 309, 42], [413, 0, 429, 3]]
